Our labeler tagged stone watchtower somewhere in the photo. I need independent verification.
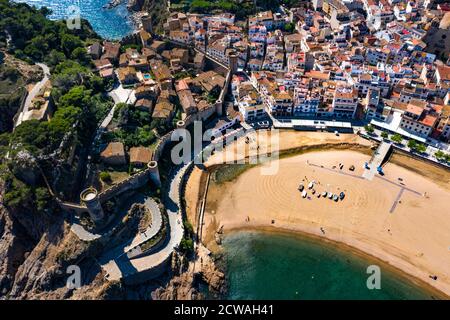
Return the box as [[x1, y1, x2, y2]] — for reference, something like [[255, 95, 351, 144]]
[[141, 15, 153, 33], [80, 188, 104, 223], [228, 51, 239, 74], [147, 161, 161, 188]]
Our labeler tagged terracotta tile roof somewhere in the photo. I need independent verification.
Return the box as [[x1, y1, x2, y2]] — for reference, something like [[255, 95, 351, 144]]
[[101, 142, 125, 158], [129, 147, 153, 164]]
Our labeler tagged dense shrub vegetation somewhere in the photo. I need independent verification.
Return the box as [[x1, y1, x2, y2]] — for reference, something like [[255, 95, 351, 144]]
[[0, 0, 99, 64], [170, 0, 294, 19], [0, 0, 111, 212]]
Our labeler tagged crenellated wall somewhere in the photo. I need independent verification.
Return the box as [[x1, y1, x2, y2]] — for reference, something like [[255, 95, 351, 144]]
[[152, 132, 173, 161]]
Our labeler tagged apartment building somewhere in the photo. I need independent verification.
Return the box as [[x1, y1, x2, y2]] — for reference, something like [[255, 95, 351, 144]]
[[238, 90, 266, 121], [398, 101, 438, 138], [331, 84, 359, 118]]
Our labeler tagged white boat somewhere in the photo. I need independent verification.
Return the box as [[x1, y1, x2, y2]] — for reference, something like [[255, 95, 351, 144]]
[[302, 191, 307, 198], [328, 193, 333, 199], [322, 191, 327, 197], [308, 182, 314, 189], [333, 194, 339, 202], [312, 189, 316, 195]]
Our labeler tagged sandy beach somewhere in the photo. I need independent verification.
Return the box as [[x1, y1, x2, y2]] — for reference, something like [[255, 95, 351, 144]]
[[185, 132, 450, 298]]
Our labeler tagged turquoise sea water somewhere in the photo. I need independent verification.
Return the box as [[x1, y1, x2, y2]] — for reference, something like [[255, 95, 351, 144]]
[[13, 0, 134, 39], [223, 231, 439, 300]]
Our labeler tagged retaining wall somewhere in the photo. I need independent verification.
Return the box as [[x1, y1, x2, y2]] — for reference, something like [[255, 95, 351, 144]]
[[358, 132, 450, 170], [153, 132, 173, 161], [122, 255, 172, 285], [99, 167, 153, 202]]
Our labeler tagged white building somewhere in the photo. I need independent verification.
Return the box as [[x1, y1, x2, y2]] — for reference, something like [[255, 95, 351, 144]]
[[238, 93, 266, 121], [399, 103, 437, 138], [331, 84, 359, 118]]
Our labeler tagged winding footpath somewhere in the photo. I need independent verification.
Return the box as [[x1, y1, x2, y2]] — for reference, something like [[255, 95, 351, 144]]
[[98, 196, 163, 265], [100, 163, 188, 282], [14, 63, 50, 128], [83, 84, 135, 187]]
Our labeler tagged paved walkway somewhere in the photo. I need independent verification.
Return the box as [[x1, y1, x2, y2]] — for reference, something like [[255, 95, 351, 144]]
[[389, 188, 405, 213], [309, 162, 366, 180], [83, 84, 135, 187], [362, 141, 392, 180], [98, 196, 163, 267], [71, 223, 102, 242], [100, 163, 189, 281], [104, 84, 135, 128], [15, 63, 50, 128]]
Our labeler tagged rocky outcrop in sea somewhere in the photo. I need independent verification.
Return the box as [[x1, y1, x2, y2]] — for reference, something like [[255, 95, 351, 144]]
[[151, 246, 226, 300], [127, 0, 146, 11]]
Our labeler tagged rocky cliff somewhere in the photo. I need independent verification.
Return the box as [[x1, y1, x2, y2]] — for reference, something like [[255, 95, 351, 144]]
[[127, 0, 146, 11], [152, 246, 226, 300], [0, 54, 42, 134], [127, 0, 168, 33], [0, 178, 114, 299]]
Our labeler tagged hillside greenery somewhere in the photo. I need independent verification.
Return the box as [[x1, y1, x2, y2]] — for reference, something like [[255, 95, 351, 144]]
[[170, 0, 294, 19], [0, 0, 100, 64], [0, 0, 110, 213], [0, 64, 26, 133]]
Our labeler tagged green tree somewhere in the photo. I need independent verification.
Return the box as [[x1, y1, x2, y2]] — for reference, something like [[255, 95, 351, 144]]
[[444, 154, 450, 163], [407, 139, 417, 150], [381, 131, 388, 139], [35, 187, 51, 212], [99, 171, 112, 183], [434, 150, 445, 160], [183, 220, 195, 238], [364, 124, 374, 134], [416, 143, 427, 154], [190, 0, 214, 13], [70, 47, 90, 65], [3, 178, 32, 208], [179, 238, 194, 254], [284, 22, 296, 33], [391, 134, 403, 144], [61, 33, 83, 56], [45, 49, 66, 67]]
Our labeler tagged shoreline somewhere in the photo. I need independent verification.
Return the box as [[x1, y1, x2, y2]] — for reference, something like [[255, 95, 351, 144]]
[[188, 133, 450, 299], [221, 225, 449, 300]]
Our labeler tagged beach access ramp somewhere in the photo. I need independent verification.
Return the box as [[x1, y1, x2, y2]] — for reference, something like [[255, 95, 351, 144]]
[[362, 142, 392, 181]]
